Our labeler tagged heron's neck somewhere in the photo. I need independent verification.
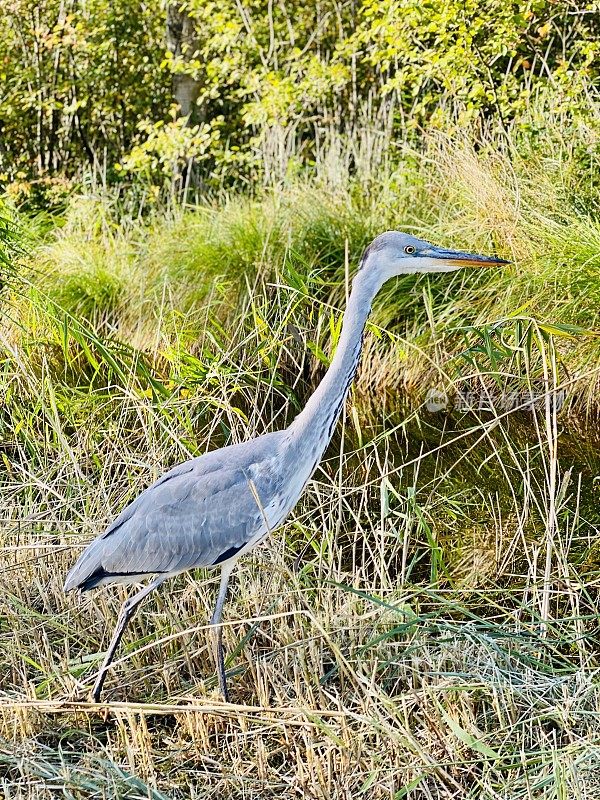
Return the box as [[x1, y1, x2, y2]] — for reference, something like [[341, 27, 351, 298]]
[[288, 269, 382, 454]]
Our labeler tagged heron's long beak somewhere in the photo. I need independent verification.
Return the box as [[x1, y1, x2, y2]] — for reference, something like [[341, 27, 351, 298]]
[[426, 247, 509, 268]]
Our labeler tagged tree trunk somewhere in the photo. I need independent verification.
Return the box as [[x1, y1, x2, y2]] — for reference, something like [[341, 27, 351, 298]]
[[166, 4, 203, 124]]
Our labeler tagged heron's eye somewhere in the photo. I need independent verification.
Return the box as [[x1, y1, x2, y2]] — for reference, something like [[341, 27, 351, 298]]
[[404, 245, 416, 254]]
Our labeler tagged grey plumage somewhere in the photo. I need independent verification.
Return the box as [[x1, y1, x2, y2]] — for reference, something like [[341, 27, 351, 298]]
[[64, 231, 507, 702], [64, 431, 287, 591]]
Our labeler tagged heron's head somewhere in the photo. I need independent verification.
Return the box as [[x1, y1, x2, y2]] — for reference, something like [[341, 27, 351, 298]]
[[359, 231, 508, 284]]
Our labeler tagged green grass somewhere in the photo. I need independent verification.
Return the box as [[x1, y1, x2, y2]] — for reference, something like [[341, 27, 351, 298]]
[[1, 124, 600, 798]]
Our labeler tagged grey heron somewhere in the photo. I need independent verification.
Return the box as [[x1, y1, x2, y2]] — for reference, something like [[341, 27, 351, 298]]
[[64, 231, 507, 702]]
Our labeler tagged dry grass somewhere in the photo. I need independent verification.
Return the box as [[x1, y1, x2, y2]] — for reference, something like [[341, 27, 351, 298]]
[[1, 318, 599, 797]]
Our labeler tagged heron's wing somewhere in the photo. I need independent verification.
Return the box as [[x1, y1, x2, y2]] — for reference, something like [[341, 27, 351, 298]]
[[65, 438, 282, 590], [108, 465, 269, 569]]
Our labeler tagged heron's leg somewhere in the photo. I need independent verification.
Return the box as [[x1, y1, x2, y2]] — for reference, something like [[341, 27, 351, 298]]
[[92, 574, 167, 703], [210, 564, 234, 702]]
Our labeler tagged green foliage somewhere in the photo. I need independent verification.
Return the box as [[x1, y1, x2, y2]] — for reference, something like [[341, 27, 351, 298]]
[[355, 0, 599, 124], [118, 111, 222, 185], [123, 0, 600, 187], [2, 0, 598, 190], [0, 0, 169, 182]]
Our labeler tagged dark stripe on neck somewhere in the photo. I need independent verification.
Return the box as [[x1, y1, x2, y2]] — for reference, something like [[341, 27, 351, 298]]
[[323, 334, 363, 440]]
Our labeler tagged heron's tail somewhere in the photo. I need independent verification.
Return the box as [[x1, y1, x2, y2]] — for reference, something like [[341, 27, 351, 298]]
[[64, 543, 159, 592], [63, 536, 107, 592]]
